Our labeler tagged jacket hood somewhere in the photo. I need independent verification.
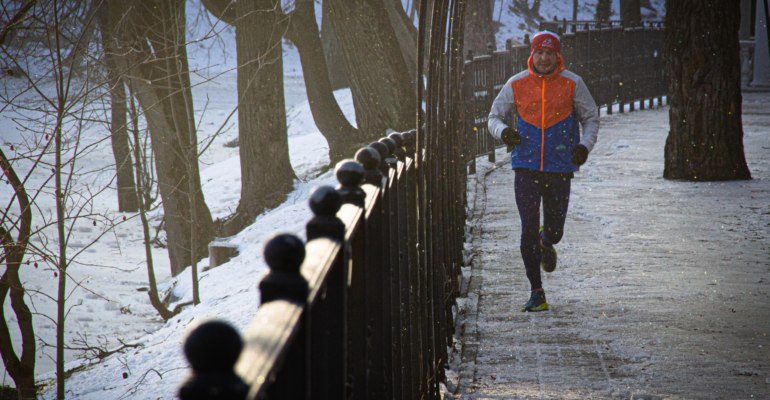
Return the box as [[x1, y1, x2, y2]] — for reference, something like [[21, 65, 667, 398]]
[[527, 55, 565, 79]]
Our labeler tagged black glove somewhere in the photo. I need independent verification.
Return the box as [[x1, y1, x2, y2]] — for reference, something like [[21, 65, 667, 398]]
[[571, 144, 589, 166], [501, 127, 521, 147]]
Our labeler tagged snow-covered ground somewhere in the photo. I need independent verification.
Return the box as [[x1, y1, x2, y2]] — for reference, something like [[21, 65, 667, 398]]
[[0, 1, 678, 398]]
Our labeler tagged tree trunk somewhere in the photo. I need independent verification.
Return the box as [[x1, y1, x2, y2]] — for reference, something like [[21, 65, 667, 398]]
[[620, 0, 641, 26], [464, 0, 496, 56], [287, 0, 364, 164], [531, 0, 542, 15], [595, 0, 612, 22], [383, 0, 420, 88], [232, 0, 297, 227], [326, 0, 417, 141], [573, 0, 579, 21], [96, 4, 138, 212], [0, 149, 36, 400], [125, 90, 178, 321], [121, 0, 215, 276], [663, 0, 751, 181], [321, 0, 350, 90]]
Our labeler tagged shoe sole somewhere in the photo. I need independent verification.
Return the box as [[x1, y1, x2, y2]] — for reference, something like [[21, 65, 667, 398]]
[[521, 302, 549, 312]]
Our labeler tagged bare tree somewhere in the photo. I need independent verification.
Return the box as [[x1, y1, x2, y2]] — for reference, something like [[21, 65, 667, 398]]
[[320, 0, 349, 90], [465, 0, 497, 56], [663, 0, 751, 181], [126, 83, 191, 320], [595, 0, 612, 22], [1, 1, 154, 397], [326, 0, 417, 141], [96, 0, 138, 212], [0, 149, 36, 398], [619, 0, 641, 26], [114, 0, 216, 277], [199, 0, 297, 232]]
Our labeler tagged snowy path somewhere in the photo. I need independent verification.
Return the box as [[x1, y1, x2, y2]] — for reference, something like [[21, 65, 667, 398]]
[[454, 94, 770, 399]]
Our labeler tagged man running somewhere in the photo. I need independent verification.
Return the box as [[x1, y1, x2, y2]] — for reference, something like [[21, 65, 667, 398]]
[[488, 31, 599, 312]]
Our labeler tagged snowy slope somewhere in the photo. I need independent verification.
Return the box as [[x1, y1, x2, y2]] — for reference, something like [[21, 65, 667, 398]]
[[495, 0, 666, 49]]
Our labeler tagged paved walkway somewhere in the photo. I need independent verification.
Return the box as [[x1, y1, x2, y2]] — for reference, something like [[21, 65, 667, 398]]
[[452, 93, 770, 400]]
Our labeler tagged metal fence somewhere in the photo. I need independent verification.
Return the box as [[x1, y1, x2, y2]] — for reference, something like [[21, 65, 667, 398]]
[[177, 1, 468, 399], [463, 20, 667, 173]]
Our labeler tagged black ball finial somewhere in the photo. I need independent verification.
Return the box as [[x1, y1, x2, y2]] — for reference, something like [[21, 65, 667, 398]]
[[260, 234, 308, 304], [402, 130, 416, 147], [356, 147, 384, 186], [335, 159, 365, 187], [388, 133, 404, 148], [179, 321, 249, 400], [379, 137, 397, 159], [184, 320, 243, 373], [466, 49, 474, 61], [263, 234, 305, 274], [368, 141, 388, 160], [387, 133, 406, 162], [486, 42, 494, 54], [355, 147, 380, 171], [335, 159, 366, 207], [308, 186, 343, 217]]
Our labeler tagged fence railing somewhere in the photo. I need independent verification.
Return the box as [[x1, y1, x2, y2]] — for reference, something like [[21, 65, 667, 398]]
[[463, 20, 667, 173], [177, 1, 468, 399]]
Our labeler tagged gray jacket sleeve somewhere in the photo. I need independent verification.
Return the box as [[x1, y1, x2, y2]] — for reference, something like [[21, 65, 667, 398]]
[[487, 78, 515, 140], [573, 77, 600, 152]]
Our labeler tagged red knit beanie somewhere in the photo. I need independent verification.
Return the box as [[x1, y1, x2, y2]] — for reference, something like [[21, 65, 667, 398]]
[[530, 31, 561, 56]]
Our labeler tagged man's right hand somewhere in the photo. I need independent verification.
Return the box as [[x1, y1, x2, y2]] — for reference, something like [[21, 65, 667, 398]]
[[501, 127, 521, 147]]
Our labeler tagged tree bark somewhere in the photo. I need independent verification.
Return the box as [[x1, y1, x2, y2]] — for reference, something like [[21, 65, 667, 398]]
[[620, 0, 642, 26], [326, 0, 417, 141], [663, 0, 751, 181], [320, 0, 350, 90], [96, 3, 138, 212], [464, 0, 496, 56], [383, 0, 420, 89], [121, 0, 215, 276], [286, 0, 364, 164], [232, 0, 297, 226]]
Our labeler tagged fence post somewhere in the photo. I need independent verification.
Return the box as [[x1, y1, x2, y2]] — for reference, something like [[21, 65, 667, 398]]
[[464, 51, 476, 176], [486, 43, 496, 163], [305, 187, 347, 400], [259, 234, 310, 399], [335, 159, 367, 398], [355, 147, 384, 398], [402, 130, 423, 399], [657, 22, 665, 107], [380, 136, 405, 400], [368, 140, 396, 399], [179, 321, 248, 400]]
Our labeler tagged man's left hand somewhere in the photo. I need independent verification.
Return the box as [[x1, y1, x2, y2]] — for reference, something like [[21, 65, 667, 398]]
[[571, 144, 588, 166]]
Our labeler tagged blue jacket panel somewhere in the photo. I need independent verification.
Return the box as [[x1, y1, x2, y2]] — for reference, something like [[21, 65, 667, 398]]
[[512, 112, 581, 173]]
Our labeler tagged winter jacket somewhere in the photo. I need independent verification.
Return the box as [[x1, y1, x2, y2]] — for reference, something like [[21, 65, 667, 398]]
[[488, 55, 599, 173]]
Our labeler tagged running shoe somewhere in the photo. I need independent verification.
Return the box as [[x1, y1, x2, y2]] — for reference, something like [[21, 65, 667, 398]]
[[541, 244, 557, 273], [521, 290, 549, 312], [539, 226, 557, 273]]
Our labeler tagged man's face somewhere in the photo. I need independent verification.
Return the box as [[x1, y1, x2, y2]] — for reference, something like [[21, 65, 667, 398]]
[[533, 49, 557, 73]]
